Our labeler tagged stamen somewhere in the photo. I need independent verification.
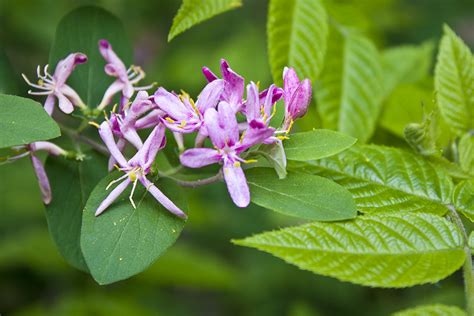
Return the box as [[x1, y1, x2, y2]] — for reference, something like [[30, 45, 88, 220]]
[[88, 121, 100, 128], [286, 119, 294, 134], [243, 159, 258, 164], [129, 178, 138, 209], [22, 74, 50, 90], [28, 90, 53, 96], [105, 173, 129, 190], [165, 117, 176, 123], [178, 120, 187, 128], [277, 135, 290, 141], [111, 103, 118, 113], [233, 161, 241, 167]]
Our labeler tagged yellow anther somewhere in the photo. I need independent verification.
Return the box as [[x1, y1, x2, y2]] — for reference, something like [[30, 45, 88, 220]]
[[256, 81, 260, 89], [178, 120, 187, 128], [233, 161, 241, 167], [243, 159, 258, 164], [277, 135, 290, 141], [37, 79, 44, 86], [129, 171, 137, 182], [111, 103, 118, 113], [88, 121, 100, 128], [165, 117, 175, 123]]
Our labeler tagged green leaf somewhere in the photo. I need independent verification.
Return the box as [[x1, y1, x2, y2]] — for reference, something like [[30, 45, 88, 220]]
[[255, 142, 288, 179], [0, 94, 60, 148], [246, 168, 356, 221], [392, 304, 467, 316], [267, 0, 328, 85], [381, 41, 434, 96], [284, 129, 356, 161], [168, 0, 242, 42], [459, 133, 474, 173], [404, 109, 440, 157], [81, 173, 187, 284], [0, 49, 18, 94], [453, 180, 474, 222], [316, 28, 383, 143], [233, 213, 465, 288], [469, 232, 474, 250], [49, 6, 132, 107], [434, 25, 474, 134], [45, 152, 107, 271], [290, 145, 454, 215]]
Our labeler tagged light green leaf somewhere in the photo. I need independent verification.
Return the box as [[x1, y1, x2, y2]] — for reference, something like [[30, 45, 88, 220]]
[[459, 133, 474, 173], [316, 28, 383, 143], [469, 232, 474, 250], [233, 213, 465, 288], [45, 152, 107, 272], [381, 41, 434, 96], [246, 168, 356, 221], [453, 180, 474, 222], [267, 0, 328, 85], [289, 145, 453, 215], [392, 304, 467, 316], [81, 173, 187, 284], [168, 0, 242, 41], [49, 6, 132, 108], [255, 142, 288, 179], [0, 94, 60, 148], [284, 129, 356, 161], [434, 25, 474, 134]]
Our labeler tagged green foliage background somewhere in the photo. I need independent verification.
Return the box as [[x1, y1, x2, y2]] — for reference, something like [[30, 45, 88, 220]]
[[0, 0, 473, 315]]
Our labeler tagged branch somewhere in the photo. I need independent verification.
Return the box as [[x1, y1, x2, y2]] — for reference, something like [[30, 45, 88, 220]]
[[159, 170, 223, 188], [61, 125, 109, 156]]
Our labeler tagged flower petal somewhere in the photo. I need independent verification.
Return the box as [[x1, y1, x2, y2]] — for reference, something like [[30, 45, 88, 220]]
[[43, 94, 55, 116], [140, 177, 187, 219], [283, 67, 300, 106], [54, 53, 87, 86], [95, 178, 131, 216], [220, 59, 244, 110], [108, 138, 126, 171], [56, 93, 74, 114], [237, 124, 275, 153], [223, 158, 250, 207], [180, 148, 221, 168], [217, 102, 239, 146], [98, 121, 128, 168], [30, 154, 52, 204], [98, 39, 128, 81], [129, 124, 165, 171], [154, 87, 190, 120], [97, 80, 125, 109], [202, 66, 218, 82], [245, 82, 260, 122], [196, 79, 224, 113], [32, 141, 66, 156]]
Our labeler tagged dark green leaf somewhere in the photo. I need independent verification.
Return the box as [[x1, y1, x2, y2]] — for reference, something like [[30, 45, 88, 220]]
[[0, 94, 60, 148]]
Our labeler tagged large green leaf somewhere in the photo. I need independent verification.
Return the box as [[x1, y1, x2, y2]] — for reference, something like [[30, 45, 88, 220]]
[[168, 0, 242, 41], [234, 213, 465, 288], [289, 145, 453, 215], [267, 0, 328, 85], [81, 173, 187, 284], [49, 6, 132, 108], [45, 152, 107, 271], [453, 180, 474, 222], [392, 304, 467, 316], [246, 168, 356, 221], [284, 130, 356, 161], [434, 25, 474, 134], [459, 133, 474, 174], [316, 28, 383, 143], [0, 94, 60, 148]]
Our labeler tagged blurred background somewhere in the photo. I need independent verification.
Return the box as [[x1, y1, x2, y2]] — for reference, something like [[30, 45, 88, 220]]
[[0, 0, 473, 315]]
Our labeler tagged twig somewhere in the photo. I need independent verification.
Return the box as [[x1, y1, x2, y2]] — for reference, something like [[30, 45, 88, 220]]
[[158, 170, 223, 188]]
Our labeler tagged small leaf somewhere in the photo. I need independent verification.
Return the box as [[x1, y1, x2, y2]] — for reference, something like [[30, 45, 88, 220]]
[[255, 142, 288, 179], [44, 152, 107, 272], [168, 0, 242, 42], [268, 0, 328, 85], [284, 129, 356, 161], [459, 132, 474, 173], [453, 179, 474, 222], [392, 304, 467, 316], [316, 28, 383, 143], [0, 94, 60, 148], [233, 213, 465, 288], [81, 173, 187, 284], [404, 109, 440, 157], [434, 25, 474, 134], [290, 145, 454, 215], [49, 6, 132, 108], [246, 168, 356, 221]]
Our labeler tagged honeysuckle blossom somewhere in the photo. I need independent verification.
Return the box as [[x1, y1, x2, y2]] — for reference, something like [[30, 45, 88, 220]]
[[282, 67, 312, 131], [22, 53, 87, 115], [180, 103, 274, 207], [97, 39, 154, 110], [3, 142, 69, 204], [202, 59, 244, 112], [96, 121, 187, 218]]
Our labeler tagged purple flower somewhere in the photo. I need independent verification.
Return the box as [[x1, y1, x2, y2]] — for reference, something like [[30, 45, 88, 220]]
[[96, 121, 187, 218], [180, 102, 274, 207], [22, 53, 87, 115], [3, 142, 68, 204], [97, 40, 154, 110], [202, 59, 244, 112], [282, 67, 312, 131]]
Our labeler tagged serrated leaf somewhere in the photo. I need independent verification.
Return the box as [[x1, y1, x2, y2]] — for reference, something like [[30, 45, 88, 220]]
[[168, 0, 242, 41], [381, 41, 434, 96], [459, 133, 474, 173], [234, 213, 465, 288], [49, 6, 132, 108], [434, 25, 474, 134], [45, 152, 107, 272], [453, 180, 474, 222], [289, 145, 453, 215], [81, 173, 187, 284], [392, 304, 467, 316], [246, 168, 356, 221], [316, 28, 383, 142], [284, 129, 356, 161], [0, 94, 60, 148], [267, 0, 328, 85]]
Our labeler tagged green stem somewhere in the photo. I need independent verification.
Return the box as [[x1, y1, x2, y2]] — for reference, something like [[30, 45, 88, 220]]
[[448, 205, 474, 316], [158, 170, 223, 188]]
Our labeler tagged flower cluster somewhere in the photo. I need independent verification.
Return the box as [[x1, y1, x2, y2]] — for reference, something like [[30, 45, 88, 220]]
[[15, 39, 312, 219]]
